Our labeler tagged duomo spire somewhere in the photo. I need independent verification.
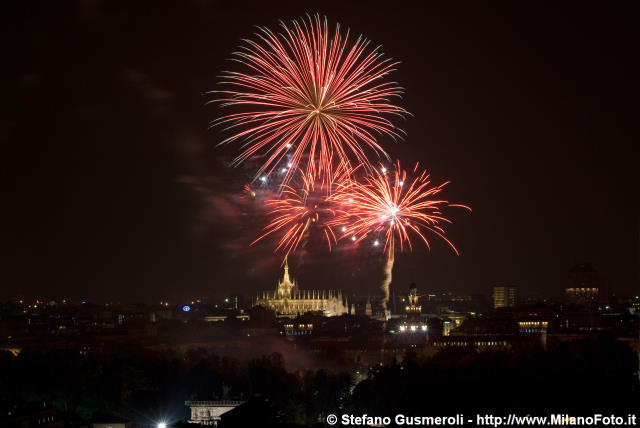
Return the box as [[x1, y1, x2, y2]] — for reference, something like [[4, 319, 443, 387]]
[[276, 257, 295, 298], [282, 257, 291, 284]]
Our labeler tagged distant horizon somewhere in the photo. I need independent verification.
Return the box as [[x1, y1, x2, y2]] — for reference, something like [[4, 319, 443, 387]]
[[4, 265, 636, 305]]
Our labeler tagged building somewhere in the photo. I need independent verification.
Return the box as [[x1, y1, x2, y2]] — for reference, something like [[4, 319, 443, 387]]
[[282, 322, 313, 336], [432, 336, 512, 350], [254, 259, 348, 318], [566, 263, 600, 307], [0, 404, 64, 428], [440, 311, 466, 336], [518, 320, 549, 349], [565, 287, 600, 307], [399, 284, 428, 334], [518, 321, 549, 333], [493, 286, 517, 309], [568, 263, 599, 288], [185, 401, 245, 427]]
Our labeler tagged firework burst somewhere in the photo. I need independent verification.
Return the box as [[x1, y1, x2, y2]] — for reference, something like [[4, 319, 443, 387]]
[[331, 161, 470, 255], [211, 14, 407, 184], [329, 161, 470, 316], [251, 163, 357, 262]]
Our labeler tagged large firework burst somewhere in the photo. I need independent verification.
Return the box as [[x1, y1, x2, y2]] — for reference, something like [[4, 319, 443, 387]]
[[211, 14, 407, 184]]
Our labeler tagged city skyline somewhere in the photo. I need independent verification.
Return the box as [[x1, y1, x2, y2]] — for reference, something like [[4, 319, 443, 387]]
[[3, 260, 636, 305]]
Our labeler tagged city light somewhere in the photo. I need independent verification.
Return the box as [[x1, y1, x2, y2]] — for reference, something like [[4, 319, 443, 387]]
[[182, 305, 191, 312]]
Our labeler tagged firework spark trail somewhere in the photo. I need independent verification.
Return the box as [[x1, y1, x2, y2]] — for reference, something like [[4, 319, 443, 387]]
[[210, 14, 408, 184], [329, 161, 470, 311], [380, 234, 394, 318]]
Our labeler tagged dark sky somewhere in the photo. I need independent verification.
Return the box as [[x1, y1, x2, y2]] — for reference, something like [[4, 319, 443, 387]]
[[3, 1, 638, 302]]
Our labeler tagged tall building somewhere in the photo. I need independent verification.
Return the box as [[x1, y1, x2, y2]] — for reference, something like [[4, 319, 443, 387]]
[[399, 284, 428, 333], [493, 286, 517, 309], [254, 259, 348, 318], [566, 263, 600, 306]]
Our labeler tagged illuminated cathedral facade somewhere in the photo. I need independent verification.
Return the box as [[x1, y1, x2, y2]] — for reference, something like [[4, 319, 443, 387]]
[[255, 259, 349, 318]]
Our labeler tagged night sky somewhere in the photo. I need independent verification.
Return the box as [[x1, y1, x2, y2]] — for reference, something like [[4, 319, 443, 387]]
[[4, 1, 638, 302]]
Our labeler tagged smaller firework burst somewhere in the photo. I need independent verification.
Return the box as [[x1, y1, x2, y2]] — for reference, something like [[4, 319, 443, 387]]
[[251, 163, 357, 262], [329, 161, 470, 256]]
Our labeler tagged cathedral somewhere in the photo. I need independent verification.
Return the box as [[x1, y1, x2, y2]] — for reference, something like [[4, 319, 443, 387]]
[[254, 259, 349, 318]]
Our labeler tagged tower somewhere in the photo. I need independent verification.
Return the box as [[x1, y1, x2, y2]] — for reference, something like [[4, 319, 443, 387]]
[[406, 283, 421, 325], [277, 258, 296, 298], [399, 283, 427, 334], [493, 286, 517, 309], [566, 263, 600, 307]]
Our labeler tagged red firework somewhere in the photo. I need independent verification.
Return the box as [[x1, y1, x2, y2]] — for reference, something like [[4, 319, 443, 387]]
[[211, 14, 407, 184], [251, 163, 356, 261], [329, 161, 471, 255]]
